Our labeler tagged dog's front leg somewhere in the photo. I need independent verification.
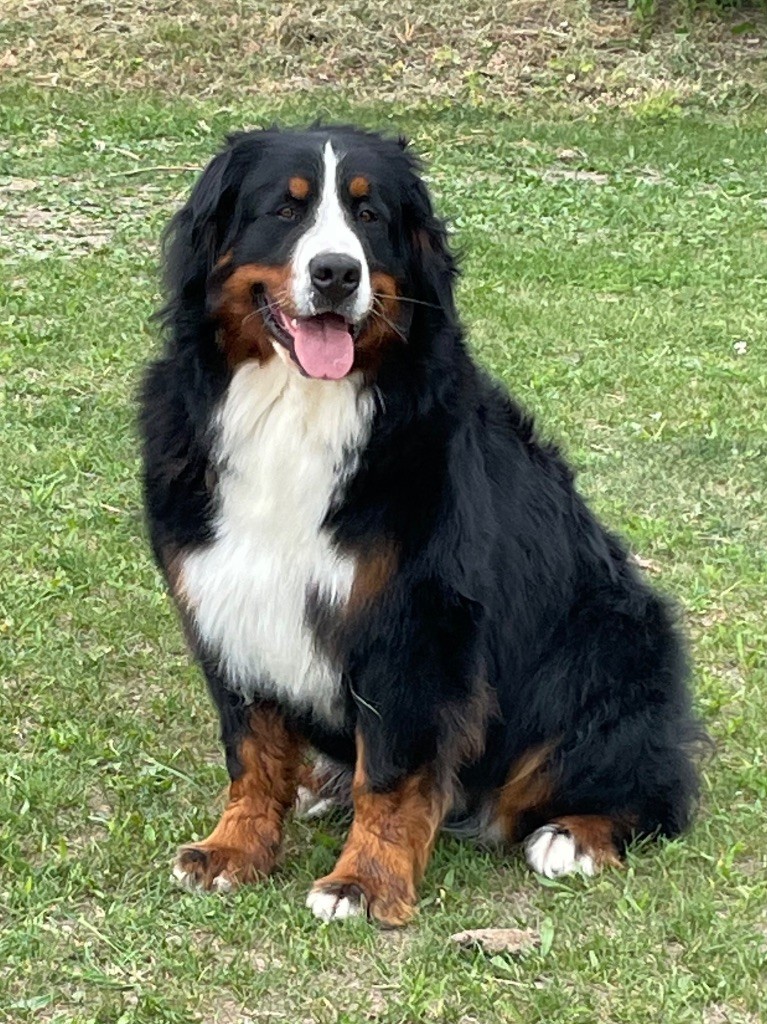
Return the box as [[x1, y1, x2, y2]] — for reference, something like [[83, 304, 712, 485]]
[[305, 579, 484, 925], [306, 733, 449, 926], [174, 702, 303, 892]]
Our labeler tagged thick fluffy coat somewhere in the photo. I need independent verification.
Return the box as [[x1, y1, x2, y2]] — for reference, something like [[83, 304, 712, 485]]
[[140, 126, 702, 925]]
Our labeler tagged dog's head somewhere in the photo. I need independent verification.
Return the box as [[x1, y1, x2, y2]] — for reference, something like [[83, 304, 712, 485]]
[[162, 126, 457, 379]]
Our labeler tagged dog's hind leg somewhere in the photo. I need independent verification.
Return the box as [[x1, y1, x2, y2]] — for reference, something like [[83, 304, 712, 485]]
[[294, 755, 353, 820], [523, 815, 626, 879]]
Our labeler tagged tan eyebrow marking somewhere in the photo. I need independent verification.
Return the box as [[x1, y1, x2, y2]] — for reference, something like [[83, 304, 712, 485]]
[[349, 175, 370, 199], [288, 176, 311, 200]]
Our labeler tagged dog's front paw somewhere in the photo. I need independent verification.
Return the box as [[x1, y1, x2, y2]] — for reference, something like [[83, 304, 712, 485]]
[[524, 825, 596, 879], [306, 874, 416, 927], [306, 882, 367, 922], [172, 840, 276, 893]]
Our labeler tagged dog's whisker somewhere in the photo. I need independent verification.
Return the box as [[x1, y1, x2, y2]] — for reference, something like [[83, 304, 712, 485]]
[[372, 292, 443, 311], [371, 305, 408, 343]]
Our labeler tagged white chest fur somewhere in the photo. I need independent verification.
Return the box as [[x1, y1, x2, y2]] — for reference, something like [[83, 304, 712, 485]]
[[181, 357, 374, 724]]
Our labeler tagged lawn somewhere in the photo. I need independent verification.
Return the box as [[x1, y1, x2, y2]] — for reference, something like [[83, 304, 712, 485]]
[[1, 3, 766, 1023]]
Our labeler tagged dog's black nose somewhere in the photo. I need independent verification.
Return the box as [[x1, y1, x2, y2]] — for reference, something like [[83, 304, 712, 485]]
[[309, 253, 361, 306]]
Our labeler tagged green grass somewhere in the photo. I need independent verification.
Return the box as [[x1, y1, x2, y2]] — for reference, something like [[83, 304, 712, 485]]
[[1, 22, 767, 1024]]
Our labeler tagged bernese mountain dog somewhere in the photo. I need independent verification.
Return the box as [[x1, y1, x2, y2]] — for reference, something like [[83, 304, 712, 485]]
[[140, 125, 703, 926]]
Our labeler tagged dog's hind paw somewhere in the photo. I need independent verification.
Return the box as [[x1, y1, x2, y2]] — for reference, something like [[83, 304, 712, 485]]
[[524, 825, 597, 879]]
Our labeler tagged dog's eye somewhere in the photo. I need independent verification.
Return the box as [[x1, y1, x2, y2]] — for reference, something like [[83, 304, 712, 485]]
[[358, 206, 378, 224], [276, 205, 299, 221]]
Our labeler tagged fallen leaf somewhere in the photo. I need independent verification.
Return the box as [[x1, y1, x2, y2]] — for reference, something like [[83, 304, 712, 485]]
[[450, 927, 540, 955], [543, 168, 609, 185], [630, 553, 662, 575]]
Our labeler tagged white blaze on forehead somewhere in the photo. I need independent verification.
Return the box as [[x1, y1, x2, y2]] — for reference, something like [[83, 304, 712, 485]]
[[291, 141, 371, 321]]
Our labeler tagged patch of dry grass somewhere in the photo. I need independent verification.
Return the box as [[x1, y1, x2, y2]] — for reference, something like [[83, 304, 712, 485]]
[[0, 0, 765, 111]]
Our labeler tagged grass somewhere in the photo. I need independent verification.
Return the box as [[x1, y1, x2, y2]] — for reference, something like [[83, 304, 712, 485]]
[[1, 4, 767, 1023], [1, 0, 766, 111]]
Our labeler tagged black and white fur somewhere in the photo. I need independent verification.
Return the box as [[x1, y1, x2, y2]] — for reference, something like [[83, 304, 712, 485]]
[[140, 125, 704, 915]]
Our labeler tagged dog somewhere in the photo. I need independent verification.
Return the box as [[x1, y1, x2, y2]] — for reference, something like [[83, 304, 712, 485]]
[[139, 125, 703, 926]]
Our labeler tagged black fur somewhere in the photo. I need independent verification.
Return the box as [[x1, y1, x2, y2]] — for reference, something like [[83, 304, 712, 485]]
[[140, 126, 703, 853]]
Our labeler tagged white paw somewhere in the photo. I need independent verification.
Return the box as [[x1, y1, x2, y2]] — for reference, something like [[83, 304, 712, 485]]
[[171, 861, 233, 893], [524, 825, 596, 879], [306, 887, 366, 922], [294, 787, 339, 820]]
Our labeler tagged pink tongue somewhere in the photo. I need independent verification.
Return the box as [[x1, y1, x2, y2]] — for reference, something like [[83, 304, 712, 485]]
[[292, 314, 354, 380]]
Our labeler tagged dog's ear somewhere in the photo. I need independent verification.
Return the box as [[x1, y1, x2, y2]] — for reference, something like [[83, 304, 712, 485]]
[[162, 144, 239, 312], [185, 147, 237, 266], [405, 174, 458, 318]]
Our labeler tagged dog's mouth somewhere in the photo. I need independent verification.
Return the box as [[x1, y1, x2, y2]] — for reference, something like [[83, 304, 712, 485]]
[[256, 289, 358, 381]]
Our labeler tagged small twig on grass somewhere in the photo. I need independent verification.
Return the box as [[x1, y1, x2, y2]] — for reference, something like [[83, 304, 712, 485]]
[[112, 146, 143, 162], [104, 165, 200, 178], [77, 917, 131, 963]]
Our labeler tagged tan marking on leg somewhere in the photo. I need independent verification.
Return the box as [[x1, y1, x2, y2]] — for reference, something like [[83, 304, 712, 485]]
[[296, 759, 321, 795], [490, 744, 555, 843], [175, 706, 304, 891], [309, 735, 447, 926], [441, 677, 496, 769], [551, 814, 626, 869], [295, 755, 353, 818]]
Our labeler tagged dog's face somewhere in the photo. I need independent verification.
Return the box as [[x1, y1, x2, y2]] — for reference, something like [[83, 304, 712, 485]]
[[166, 126, 455, 380]]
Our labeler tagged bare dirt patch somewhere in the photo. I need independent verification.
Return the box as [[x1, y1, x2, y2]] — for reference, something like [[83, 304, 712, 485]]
[[703, 1005, 761, 1024], [0, 176, 112, 257]]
